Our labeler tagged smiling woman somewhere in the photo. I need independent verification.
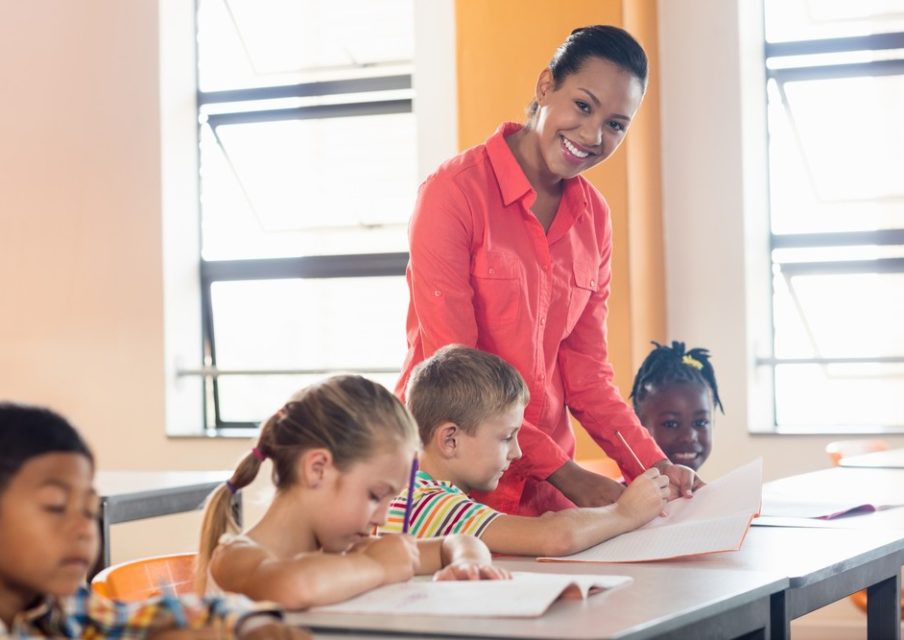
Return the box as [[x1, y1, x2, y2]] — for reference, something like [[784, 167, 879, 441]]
[[397, 25, 700, 518]]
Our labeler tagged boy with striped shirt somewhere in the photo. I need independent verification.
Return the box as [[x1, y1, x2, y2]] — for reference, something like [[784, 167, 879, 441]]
[[380, 346, 669, 557]]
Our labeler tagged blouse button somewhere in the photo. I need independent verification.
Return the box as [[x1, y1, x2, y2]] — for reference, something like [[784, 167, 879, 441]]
[[434, 290, 442, 297], [590, 280, 596, 287], [488, 268, 495, 275]]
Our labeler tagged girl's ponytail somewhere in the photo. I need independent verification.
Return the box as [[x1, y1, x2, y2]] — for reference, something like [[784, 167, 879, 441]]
[[194, 419, 274, 594], [194, 375, 416, 593]]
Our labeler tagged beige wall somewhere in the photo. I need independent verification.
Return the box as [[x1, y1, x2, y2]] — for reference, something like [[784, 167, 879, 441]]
[[0, 0, 256, 563]]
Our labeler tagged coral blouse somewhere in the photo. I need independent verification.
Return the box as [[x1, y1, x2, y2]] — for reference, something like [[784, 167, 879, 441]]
[[398, 122, 665, 515]]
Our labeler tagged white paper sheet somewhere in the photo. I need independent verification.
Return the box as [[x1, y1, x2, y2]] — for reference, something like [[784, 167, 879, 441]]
[[308, 571, 632, 618], [539, 459, 763, 563]]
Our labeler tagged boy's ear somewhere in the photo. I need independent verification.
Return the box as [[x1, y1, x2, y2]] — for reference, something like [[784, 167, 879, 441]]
[[298, 448, 333, 489], [433, 421, 460, 458], [536, 67, 554, 106]]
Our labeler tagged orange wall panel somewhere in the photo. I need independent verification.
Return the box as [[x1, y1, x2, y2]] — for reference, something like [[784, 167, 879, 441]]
[[455, 0, 664, 460]]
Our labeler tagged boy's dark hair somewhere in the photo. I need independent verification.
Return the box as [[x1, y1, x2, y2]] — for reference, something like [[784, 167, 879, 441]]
[[528, 25, 649, 118], [0, 403, 94, 491], [407, 345, 530, 444], [630, 341, 724, 414]]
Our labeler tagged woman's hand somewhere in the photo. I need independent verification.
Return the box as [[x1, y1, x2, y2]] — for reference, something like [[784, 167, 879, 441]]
[[547, 459, 625, 507], [654, 460, 704, 499], [433, 562, 511, 581]]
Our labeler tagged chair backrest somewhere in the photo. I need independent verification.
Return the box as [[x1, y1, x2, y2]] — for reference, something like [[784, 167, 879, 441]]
[[91, 552, 197, 601], [825, 439, 890, 467], [575, 457, 624, 483]]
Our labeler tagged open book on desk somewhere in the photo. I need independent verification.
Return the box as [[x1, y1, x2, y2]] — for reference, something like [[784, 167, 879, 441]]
[[760, 497, 902, 520], [539, 458, 763, 563], [309, 572, 632, 618]]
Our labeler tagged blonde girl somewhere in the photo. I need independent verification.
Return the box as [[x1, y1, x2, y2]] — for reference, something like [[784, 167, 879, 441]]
[[196, 375, 507, 609]]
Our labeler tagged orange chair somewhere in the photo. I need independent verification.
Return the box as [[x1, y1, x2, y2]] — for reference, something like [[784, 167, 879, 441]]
[[91, 552, 197, 601], [825, 440, 903, 618], [576, 457, 624, 483]]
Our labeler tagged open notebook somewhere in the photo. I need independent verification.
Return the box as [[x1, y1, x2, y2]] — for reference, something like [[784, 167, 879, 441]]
[[309, 572, 632, 618], [759, 499, 887, 520], [539, 459, 763, 563]]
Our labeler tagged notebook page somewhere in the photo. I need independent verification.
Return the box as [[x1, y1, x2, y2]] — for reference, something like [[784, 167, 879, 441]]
[[541, 513, 753, 563], [538, 460, 762, 563], [643, 458, 762, 528], [309, 572, 632, 618]]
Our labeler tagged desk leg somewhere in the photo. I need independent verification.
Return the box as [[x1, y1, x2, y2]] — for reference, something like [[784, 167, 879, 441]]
[[867, 573, 901, 640], [770, 591, 789, 640], [89, 497, 111, 581]]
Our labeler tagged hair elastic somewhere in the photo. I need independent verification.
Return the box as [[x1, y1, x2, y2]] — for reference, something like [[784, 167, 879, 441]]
[[252, 447, 267, 462], [225, 480, 238, 495], [682, 354, 704, 370]]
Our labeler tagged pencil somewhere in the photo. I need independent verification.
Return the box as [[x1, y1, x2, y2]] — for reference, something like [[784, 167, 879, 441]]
[[616, 431, 646, 474], [401, 452, 419, 534]]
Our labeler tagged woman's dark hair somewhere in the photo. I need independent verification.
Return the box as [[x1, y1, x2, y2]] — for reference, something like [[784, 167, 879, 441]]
[[630, 341, 724, 414], [528, 25, 649, 118], [0, 402, 94, 491]]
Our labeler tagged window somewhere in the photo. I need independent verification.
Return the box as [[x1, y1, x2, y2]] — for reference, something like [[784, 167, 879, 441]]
[[193, 0, 415, 429], [760, 0, 904, 430]]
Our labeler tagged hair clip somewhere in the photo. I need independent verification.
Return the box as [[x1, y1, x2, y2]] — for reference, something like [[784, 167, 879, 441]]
[[682, 354, 704, 370], [225, 480, 238, 495], [251, 447, 267, 462]]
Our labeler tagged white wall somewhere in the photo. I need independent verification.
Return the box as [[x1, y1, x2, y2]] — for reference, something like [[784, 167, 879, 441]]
[[657, 0, 904, 482]]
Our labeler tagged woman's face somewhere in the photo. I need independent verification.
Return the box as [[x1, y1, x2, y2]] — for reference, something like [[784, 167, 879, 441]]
[[532, 56, 645, 181]]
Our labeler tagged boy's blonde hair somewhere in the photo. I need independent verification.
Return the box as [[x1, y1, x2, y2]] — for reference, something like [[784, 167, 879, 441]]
[[407, 345, 530, 444], [195, 375, 417, 593]]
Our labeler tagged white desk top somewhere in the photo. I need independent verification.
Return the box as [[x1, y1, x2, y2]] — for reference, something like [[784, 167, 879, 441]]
[[288, 562, 785, 640], [839, 448, 904, 469], [763, 466, 904, 507], [653, 525, 904, 586]]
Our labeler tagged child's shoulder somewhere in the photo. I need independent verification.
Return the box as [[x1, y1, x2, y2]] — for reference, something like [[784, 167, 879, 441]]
[[211, 533, 270, 572]]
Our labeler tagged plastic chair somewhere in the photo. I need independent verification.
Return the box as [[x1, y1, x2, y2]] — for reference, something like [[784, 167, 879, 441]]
[[825, 440, 903, 618], [576, 457, 624, 483], [825, 439, 890, 467], [91, 552, 197, 601]]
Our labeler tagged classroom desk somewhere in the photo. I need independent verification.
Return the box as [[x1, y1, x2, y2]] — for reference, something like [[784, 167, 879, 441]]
[[840, 447, 904, 469], [288, 563, 787, 640], [93, 470, 235, 575], [764, 466, 904, 506], [659, 526, 904, 640]]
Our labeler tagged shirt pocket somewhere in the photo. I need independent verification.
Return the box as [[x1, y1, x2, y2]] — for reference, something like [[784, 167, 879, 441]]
[[566, 259, 600, 334], [470, 251, 522, 329]]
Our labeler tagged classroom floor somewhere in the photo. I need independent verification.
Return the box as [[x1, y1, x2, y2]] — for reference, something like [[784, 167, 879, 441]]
[[791, 596, 903, 640]]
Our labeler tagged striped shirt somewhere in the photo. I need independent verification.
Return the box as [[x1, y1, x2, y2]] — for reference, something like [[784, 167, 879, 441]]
[[0, 585, 280, 639], [380, 470, 501, 538]]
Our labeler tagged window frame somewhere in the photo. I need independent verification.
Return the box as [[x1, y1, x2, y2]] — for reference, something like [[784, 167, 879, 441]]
[[192, 5, 414, 432], [757, 27, 904, 431]]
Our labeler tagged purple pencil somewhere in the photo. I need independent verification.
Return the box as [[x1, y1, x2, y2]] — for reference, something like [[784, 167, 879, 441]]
[[401, 453, 419, 534]]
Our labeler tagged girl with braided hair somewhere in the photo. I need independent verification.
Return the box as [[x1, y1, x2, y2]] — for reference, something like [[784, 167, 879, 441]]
[[630, 342, 723, 471], [195, 375, 507, 609]]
